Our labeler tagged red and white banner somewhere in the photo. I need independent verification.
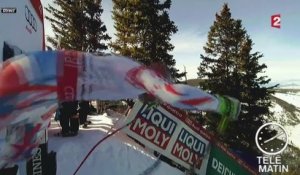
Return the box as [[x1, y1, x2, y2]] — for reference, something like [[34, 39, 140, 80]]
[[0, 50, 221, 166], [125, 100, 212, 174]]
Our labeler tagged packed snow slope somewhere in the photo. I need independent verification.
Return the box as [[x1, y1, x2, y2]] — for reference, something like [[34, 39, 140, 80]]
[[48, 114, 183, 175]]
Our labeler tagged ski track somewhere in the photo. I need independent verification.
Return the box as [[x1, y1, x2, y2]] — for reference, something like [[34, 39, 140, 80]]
[[48, 114, 183, 175]]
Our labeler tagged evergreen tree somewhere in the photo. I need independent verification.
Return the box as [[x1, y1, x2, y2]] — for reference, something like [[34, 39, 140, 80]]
[[45, 0, 110, 53], [110, 0, 141, 58], [84, 0, 111, 53], [197, 4, 277, 153], [111, 0, 184, 80]]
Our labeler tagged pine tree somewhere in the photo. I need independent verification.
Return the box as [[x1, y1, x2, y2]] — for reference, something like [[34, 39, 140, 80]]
[[111, 0, 184, 81], [198, 4, 277, 153], [110, 0, 141, 58], [45, 0, 110, 53], [84, 0, 111, 53]]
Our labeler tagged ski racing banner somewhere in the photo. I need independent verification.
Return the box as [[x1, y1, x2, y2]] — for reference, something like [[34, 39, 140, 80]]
[[0, 50, 222, 130], [0, 50, 224, 168], [124, 100, 212, 174]]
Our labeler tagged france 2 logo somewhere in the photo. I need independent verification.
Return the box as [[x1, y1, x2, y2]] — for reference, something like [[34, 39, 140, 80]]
[[271, 14, 281, 29]]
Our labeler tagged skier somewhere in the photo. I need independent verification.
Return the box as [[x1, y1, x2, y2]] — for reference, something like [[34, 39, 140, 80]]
[[79, 100, 91, 128], [138, 92, 241, 122], [124, 99, 135, 116], [59, 101, 79, 137]]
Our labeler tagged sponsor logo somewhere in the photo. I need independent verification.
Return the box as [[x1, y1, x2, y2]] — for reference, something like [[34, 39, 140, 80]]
[[32, 147, 42, 175], [25, 5, 37, 32], [1, 7, 17, 13], [172, 128, 206, 168], [130, 104, 177, 149], [57, 51, 80, 101], [211, 158, 236, 175]]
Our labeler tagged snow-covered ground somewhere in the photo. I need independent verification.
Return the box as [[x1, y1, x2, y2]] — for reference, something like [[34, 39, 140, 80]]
[[269, 102, 300, 148], [285, 124, 300, 148], [46, 92, 300, 175], [270, 101, 290, 124], [270, 93, 300, 148], [48, 114, 183, 175], [279, 85, 300, 90], [274, 93, 300, 109]]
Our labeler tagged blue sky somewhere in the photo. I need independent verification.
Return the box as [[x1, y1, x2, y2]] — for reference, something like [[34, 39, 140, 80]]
[[42, 0, 300, 83]]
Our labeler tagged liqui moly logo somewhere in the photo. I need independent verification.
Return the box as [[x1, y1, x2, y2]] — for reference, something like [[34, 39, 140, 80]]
[[129, 104, 177, 149], [172, 128, 206, 168]]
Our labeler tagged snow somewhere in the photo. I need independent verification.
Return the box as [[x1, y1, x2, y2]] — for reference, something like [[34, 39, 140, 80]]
[[274, 93, 300, 109], [45, 92, 300, 174], [285, 124, 300, 149], [270, 102, 289, 123], [269, 102, 299, 147], [279, 85, 300, 90], [269, 94, 300, 149], [48, 114, 183, 175]]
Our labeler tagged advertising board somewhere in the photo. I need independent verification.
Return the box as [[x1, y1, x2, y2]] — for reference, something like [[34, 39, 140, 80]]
[[125, 100, 211, 174], [125, 100, 258, 174], [0, 0, 44, 64]]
